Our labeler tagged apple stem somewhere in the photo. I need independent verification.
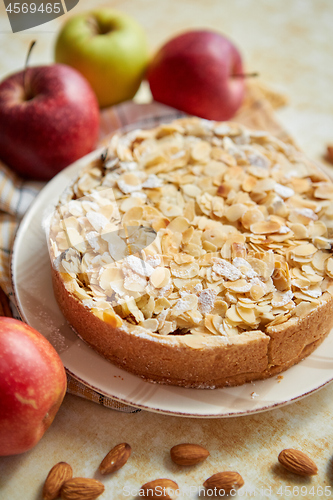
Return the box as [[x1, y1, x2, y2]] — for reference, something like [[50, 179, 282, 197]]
[[86, 16, 112, 36], [232, 72, 259, 79], [23, 40, 37, 100], [101, 149, 108, 162]]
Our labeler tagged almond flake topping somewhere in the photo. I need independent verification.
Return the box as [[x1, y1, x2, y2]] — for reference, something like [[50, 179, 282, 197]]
[[212, 259, 242, 281], [48, 118, 333, 339]]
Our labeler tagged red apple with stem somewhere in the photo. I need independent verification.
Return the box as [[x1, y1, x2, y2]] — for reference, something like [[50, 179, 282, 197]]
[[0, 317, 67, 456], [0, 41, 100, 181], [147, 30, 254, 121]]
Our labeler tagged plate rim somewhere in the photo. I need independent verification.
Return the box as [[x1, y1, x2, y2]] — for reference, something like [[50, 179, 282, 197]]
[[10, 144, 333, 419], [61, 366, 333, 418]]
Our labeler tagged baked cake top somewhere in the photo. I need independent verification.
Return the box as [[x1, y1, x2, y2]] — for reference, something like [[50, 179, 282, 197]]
[[48, 118, 333, 341]]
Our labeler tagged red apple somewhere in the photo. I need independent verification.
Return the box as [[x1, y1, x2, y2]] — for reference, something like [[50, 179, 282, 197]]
[[147, 30, 245, 121], [0, 318, 67, 456], [0, 63, 100, 181]]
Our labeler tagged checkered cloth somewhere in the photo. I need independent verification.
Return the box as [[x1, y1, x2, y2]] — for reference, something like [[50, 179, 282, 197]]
[[0, 101, 184, 412]]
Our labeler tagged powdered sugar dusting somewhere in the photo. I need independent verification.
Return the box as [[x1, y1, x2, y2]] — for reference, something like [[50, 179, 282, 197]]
[[86, 211, 109, 232], [142, 174, 164, 189], [274, 183, 295, 199], [125, 255, 154, 277], [233, 258, 257, 278], [198, 289, 217, 314], [272, 290, 293, 307], [213, 259, 242, 281]]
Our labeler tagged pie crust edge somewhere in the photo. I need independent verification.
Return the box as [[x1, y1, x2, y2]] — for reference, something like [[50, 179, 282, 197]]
[[52, 267, 333, 388]]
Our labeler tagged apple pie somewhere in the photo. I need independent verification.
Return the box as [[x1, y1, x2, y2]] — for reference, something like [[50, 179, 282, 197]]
[[48, 118, 333, 388]]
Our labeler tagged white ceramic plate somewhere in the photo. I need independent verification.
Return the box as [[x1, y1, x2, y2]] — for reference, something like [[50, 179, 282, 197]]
[[12, 150, 333, 418]]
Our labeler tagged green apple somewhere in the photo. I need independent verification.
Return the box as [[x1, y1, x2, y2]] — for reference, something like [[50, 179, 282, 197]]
[[55, 9, 149, 108]]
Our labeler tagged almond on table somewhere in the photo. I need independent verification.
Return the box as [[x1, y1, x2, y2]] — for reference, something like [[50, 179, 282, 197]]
[[43, 462, 73, 500], [60, 477, 105, 500], [170, 443, 209, 465], [203, 471, 244, 493], [140, 478, 179, 499], [278, 449, 318, 476], [98, 442, 132, 474]]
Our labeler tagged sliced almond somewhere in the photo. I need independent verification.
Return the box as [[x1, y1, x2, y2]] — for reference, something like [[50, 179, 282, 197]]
[[313, 236, 331, 250], [225, 305, 243, 324], [191, 140, 211, 162], [236, 305, 256, 325], [292, 243, 317, 256], [250, 220, 281, 234], [141, 318, 159, 331], [170, 261, 199, 279], [167, 217, 190, 233], [224, 279, 252, 293], [293, 302, 317, 317], [326, 257, 333, 278], [242, 175, 257, 192], [150, 267, 171, 288], [241, 209, 264, 230], [314, 183, 333, 199], [225, 204, 247, 222]]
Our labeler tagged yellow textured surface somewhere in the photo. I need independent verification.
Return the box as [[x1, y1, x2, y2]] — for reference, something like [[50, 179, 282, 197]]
[[1, 1, 333, 499]]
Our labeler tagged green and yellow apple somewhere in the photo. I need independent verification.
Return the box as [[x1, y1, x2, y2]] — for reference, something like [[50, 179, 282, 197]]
[[55, 8, 149, 108]]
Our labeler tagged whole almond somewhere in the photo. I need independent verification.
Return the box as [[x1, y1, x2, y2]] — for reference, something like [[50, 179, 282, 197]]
[[43, 462, 73, 500], [61, 478, 104, 500], [140, 478, 179, 499], [98, 442, 131, 474], [170, 443, 209, 465], [203, 472, 244, 494], [278, 449, 318, 476]]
